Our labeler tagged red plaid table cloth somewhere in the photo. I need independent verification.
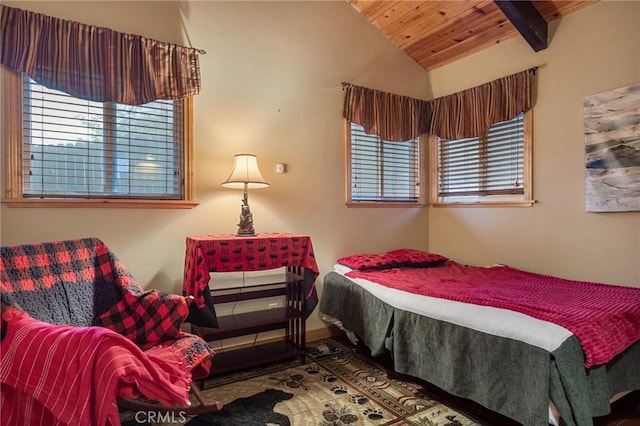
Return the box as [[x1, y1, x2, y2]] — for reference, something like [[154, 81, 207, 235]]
[[183, 233, 319, 322]]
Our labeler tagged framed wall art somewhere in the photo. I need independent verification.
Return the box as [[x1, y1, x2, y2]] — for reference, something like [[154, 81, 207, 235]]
[[584, 82, 640, 212]]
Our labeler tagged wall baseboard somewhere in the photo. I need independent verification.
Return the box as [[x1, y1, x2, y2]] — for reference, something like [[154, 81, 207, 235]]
[[308, 325, 342, 342]]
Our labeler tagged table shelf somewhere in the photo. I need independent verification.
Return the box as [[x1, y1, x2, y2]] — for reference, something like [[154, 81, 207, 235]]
[[183, 234, 316, 378], [192, 306, 302, 341], [204, 340, 302, 379]]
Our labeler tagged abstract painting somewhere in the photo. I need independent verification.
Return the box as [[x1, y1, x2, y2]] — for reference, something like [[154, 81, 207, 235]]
[[584, 82, 640, 212]]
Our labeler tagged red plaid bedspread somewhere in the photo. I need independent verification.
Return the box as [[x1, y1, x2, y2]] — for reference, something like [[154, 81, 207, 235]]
[[0, 311, 191, 426], [346, 262, 640, 367]]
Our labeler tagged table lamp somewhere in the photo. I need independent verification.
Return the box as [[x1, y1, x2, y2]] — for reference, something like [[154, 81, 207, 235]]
[[221, 154, 269, 236]]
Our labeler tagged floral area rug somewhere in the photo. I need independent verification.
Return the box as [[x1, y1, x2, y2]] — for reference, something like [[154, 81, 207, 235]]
[[121, 338, 483, 426]]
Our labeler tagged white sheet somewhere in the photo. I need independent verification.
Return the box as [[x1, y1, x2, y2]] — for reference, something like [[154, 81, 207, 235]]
[[332, 263, 572, 353]]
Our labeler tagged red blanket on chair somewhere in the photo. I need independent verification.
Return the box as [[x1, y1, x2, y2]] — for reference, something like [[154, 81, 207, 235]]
[[0, 312, 192, 426]]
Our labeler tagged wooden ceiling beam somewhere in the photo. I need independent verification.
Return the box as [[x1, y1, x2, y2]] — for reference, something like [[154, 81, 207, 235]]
[[493, 0, 548, 52]]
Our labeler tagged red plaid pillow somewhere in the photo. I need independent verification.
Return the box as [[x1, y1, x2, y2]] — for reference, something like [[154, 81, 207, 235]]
[[95, 290, 190, 344], [386, 249, 448, 267], [337, 252, 402, 270], [338, 249, 448, 270]]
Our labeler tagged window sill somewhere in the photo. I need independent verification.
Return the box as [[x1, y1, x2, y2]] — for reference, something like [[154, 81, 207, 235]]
[[346, 201, 426, 208], [431, 200, 536, 208], [1, 198, 200, 209]]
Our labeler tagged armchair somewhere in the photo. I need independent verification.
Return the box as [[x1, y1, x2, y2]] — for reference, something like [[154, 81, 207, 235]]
[[0, 237, 222, 425]]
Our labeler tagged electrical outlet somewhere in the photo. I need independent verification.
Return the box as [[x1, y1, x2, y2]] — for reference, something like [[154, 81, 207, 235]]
[[268, 302, 278, 309]]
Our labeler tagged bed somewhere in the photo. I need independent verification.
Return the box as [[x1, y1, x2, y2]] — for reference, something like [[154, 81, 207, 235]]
[[319, 249, 640, 426]]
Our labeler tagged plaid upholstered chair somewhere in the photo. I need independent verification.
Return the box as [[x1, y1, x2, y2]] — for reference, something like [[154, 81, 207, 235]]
[[0, 237, 221, 425]]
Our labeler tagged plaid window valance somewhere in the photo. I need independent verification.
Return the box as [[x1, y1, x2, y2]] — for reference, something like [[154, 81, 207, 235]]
[[428, 70, 532, 140], [343, 69, 533, 141], [0, 5, 201, 105], [342, 82, 431, 142]]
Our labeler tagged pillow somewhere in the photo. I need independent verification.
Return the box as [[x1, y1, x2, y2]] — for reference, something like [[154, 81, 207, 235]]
[[337, 249, 448, 271], [336, 252, 402, 271], [95, 290, 190, 344], [386, 249, 449, 267]]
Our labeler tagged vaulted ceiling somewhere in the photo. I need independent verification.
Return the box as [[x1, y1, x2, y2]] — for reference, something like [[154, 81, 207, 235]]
[[347, 0, 598, 70]]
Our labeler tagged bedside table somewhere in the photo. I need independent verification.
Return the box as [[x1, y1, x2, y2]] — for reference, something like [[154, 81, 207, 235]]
[[182, 233, 319, 376]]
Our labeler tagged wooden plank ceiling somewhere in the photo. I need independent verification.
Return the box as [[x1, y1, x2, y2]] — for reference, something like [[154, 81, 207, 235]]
[[347, 0, 598, 70]]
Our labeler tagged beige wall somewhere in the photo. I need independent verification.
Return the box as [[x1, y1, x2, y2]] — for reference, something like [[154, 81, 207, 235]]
[[0, 1, 430, 332], [426, 1, 640, 286], [2, 0, 638, 341]]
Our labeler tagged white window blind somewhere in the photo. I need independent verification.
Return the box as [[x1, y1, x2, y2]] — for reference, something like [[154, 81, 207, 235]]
[[437, 113, 524, 198], [21, 76, 183, 199], [349, 122, 421, 203]]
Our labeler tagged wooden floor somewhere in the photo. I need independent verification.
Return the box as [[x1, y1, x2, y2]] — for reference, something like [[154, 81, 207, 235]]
[[593, 393, 640, 426], [333, 334, 640, 426]]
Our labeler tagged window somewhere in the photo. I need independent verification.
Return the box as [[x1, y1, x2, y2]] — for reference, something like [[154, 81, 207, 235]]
[[346, 121, 425, 206], [430, 111, 532, 206], [2, 70, 196, 208]]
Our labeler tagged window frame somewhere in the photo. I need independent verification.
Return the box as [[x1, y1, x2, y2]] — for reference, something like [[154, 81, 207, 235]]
[[345, 119, 426, 208], [429, 110, 534, 207], [2, 68, 197, 208]]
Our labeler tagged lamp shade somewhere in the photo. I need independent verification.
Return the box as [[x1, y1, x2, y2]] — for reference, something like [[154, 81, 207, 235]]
[[221, 154, 269, 189]]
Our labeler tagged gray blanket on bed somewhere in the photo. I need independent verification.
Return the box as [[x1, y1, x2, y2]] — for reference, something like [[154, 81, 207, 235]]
[[320, 271, 640, 426]]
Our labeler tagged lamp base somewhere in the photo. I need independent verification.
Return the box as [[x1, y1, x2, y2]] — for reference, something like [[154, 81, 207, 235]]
[[236, 190, 256, 237]]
